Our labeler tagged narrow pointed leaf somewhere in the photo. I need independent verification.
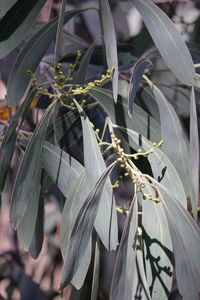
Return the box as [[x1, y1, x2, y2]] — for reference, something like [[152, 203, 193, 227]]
[[10, 102, 55, 229], [0, 0, 46, 59], [156, 183, 200, 300], [128, 58, 152, 117], [129, 0, 195, 85], [110, 196, 138, 300], [0, 89, 36, 192], [42, 142, 84, 198], [75, 101, 118, 250], [146, 81, 190, 197], [91, 238, 100, 300], [100, 0, 118, 102], [7, 8, 88, 107], [189, 87, 199, 215], [0, 0, 17, 18], [60, 161, 117, 289], [54, 0, 67, 67]]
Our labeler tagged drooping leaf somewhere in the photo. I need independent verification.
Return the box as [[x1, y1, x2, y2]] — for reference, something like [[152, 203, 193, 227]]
[[189, 87, 199, 215], [0, 0, 46, 59], [54, 0, 67, 67], [91, 238, 100, 300], [61, 171, 92, 289], [7, 8, 89, 107], [156, 183, 200, 300], [120, 126, 187, 208], [42, 142, 84, 198], [0, 89, 36, 192], [141, 183, 173, 299], [129, 0, 195, 85], [60, 161, 117, 289], [75, 101, 118, 250], [89, 87, 161, 141], [74, 37, 99, 84], [128, 58, 152, 117], [145, 80, 190, 197], [10, 101, 55, 229], [28, 194, 44, 259], [110, 196, 138, 300], [0, 0, 17, 18], [99, 0, 118, 102]]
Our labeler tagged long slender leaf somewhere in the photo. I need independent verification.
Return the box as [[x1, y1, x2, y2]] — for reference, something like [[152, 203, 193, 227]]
[[155, 182, 200, 300], [189, 87, 199, 215], [129, 0, 195, 85], [75, 101, 118, 250], [0, 0, 46, 59], [110, 196, 138, 300], [10, 102, 55, 229], [91, 238, 100, 300], [0, 0, 17, 18], [42, 142, 84, 198], [0, 89, 36, 192], [60, 161, 117, 289], [128, 58, 152, 117], [54, 0, 67, 67], [7, 8, 89, 107], [145, 80, 190, 197], [99, 0, 118, 102]]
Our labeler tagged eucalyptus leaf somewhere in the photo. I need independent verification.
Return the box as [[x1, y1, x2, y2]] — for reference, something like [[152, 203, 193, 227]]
[[0, 0, 46, 59], [75, 101, 118, 250], [0, 89, 36, 192], [189, 87, 199, 215], [10, 102, 55, 229], [129, 0, 195, 85], [7, 8, 89, 107], [100, 0, 118, 102], [60, 161, 117, 289], [128, 58, 152, 117], [110, 196, 138, 300]]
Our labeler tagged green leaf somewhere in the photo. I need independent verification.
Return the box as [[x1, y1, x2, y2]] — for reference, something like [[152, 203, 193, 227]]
[[0, 0, 17, 18], [54, 0, 67, 67], [42, 142, 84, 198], [75, 101, 118, 250], [61, 172, 92, 289], [130, 0, 195, 85], [0, 89, 36, 192], [99, 0, 118, 102], [7, 8, 89, 107], [110, 196, 138, 300], [145, 81, 190, 197], [157, 183, 200, 300], [74, 37, 99, 84], [121, 127, 187, 208], [91, 238, 100, 300], [89, 87, 161, 141], [189, 87, 199, 215], [10, 102, 55, 229], [28, 194, 44, 259], [141, 183, 173, 299], [128, 58, 152, 117], [60, 161, 117, 289], [0, 0, 46, 59]]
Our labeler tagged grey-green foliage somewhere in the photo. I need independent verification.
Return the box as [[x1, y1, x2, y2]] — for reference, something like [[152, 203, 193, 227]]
[[0, 1, 199, 299]]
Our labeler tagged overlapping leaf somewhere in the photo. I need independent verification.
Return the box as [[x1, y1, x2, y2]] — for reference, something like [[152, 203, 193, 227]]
[[60, 161, 117, 289], [130, 0, 195, 85], [10, 101, 55, 229], [7, 8, 89, 107], [100, 0, 118, 102], [0, 0, 46, 59]]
